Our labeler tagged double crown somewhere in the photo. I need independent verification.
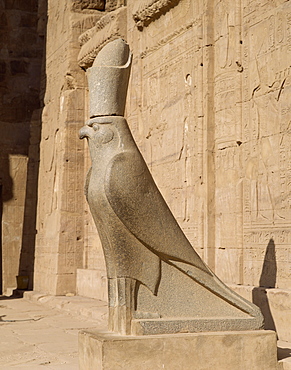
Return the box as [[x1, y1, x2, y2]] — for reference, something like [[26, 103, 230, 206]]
[[87, 38, 132, 118]]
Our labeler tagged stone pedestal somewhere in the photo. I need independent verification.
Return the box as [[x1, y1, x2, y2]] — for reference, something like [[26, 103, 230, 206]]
[[79, 330, 278, 370]]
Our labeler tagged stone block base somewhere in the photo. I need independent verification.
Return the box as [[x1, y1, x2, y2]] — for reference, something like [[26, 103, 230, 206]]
[[76, 268, 108, 301], [131, 317, 263, 336], [229, 284, 291, 343], [79, 330, 278, 370]]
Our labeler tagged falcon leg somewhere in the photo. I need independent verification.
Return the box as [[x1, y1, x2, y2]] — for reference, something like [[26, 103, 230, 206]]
[[108, 277, 136, 335]]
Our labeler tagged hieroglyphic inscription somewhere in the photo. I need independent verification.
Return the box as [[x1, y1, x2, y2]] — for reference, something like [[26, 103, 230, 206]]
[[287, 11, 291, 51], [244, 228, 291, 288], [133, 20, 206, 249], [212, 0, 245, 283], [241, 1, 291, 288]]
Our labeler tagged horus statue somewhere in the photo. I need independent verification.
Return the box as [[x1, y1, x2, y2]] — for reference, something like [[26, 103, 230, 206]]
[[79, 39, 264, 335]]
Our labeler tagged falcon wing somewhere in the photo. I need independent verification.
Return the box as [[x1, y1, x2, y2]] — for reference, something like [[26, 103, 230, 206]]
[[105, 151, 210, 274]]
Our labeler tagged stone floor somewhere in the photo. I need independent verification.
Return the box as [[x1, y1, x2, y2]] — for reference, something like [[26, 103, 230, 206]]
[[0, 291, 290, 369], [0, 292, 107, 369]]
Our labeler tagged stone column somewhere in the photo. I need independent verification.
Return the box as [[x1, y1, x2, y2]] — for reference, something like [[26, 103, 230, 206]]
[[34, 1, 104, 295], [0, 0, 44, 294]]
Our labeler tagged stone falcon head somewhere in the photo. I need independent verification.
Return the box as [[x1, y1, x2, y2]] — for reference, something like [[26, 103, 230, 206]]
[[79, 39, 132, 157]]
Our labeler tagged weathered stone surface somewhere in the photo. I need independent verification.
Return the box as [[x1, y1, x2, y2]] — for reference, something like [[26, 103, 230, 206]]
[[2, 155, 28, 291], [229, 284, 291, 344], [2, 4, 289, 368], [124, 0, 290, 335], [78, 7, 127, 69], [79, 330, 278, 370], [72, 0, 105, 12], [0, 0, 43, 294], [0, 294, 107, 369], [86, 38, 131, 117], [278, 341, 291, 370], [33, 2, 102, 295], [76, 268, 108, 301], [105, 0, 127, 12], [267, 289, 291, 344], [80, 39, 264, 335], [211, 0, 291, 290], [132, 0, 181, 30]]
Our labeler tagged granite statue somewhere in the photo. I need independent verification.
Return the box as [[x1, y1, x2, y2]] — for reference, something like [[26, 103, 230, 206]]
[[79, 39, 264, 335]]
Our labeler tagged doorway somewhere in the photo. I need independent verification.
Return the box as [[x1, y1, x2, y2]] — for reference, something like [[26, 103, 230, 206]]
[[0, 183, 2, 295]]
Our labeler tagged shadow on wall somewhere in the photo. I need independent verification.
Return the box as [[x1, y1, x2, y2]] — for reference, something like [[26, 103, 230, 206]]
[[252, 238, 277, 332], [17, 109, 43, 291], [17, 0, 48, 292], [0, 157, 13, 295], [0, 0, 47, 294], [0, 185, 2, 294]]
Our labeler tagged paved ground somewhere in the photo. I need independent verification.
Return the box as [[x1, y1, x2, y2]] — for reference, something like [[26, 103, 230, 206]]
[[1, 292, 291, 369], [0, 293, 107, 369]]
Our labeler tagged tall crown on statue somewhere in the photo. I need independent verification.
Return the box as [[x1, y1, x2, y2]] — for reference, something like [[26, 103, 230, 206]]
[[87, 38, 132, 118]]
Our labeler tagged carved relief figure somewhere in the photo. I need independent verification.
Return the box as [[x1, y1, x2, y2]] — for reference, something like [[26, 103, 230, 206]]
[[80, 39, 263, 335]]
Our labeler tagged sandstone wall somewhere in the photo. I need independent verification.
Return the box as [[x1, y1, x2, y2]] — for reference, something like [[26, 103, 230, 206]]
[[33, 0, 109, 295], [127, 0, 213, 268], [73, 0, 290, 302], [126, 0, 291, 290], [242, 1, 290, 289], [0, 0, 44, 294], [31, 0, 291, 316], [213, 0, 291, 290]]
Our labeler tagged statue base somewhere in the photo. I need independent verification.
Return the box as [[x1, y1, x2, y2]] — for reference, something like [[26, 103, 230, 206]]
[[79, 329, 278, 369], [131, 316, 263, 335]]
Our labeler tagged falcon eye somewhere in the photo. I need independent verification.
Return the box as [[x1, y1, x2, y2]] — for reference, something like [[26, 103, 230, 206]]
[[93, 123, 100, 131]]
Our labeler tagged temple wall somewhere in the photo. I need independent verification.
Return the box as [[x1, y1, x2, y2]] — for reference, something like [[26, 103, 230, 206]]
[[126, 0, 291, 341], [213, 0, 291, 290], [2, 0, 289, 341], [33, 1, 106, 295], [126, 0, 210, 265], [241, 1, 291, 290], [125, 0, 291, 291], [0, 0, 44, 294], [63, 3, 287, 322], [74, 0, 290, 302]]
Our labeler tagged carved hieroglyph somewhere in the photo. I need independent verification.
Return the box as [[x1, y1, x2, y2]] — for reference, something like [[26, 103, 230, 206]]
[[79, 38, 264, 335]]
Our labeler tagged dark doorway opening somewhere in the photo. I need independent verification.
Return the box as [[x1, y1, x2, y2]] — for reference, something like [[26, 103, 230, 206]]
[[0, 183, 3, 295]]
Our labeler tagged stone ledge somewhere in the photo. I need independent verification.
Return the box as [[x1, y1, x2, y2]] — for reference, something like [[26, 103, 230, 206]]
[[228, 285, 291, 343], [77, 7, 127, 68], [131, 316, 264, 336], [279, 358, 291, 370], [79, 329, 278, 370], [278, 340, 291, 370], [132, 0, 181, 30]]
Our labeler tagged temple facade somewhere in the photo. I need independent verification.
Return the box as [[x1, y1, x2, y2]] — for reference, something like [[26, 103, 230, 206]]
[[1, 0, 290, 346]]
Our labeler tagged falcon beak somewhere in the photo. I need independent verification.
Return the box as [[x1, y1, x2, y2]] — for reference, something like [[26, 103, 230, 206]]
[[79, 126, 92, 139]]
